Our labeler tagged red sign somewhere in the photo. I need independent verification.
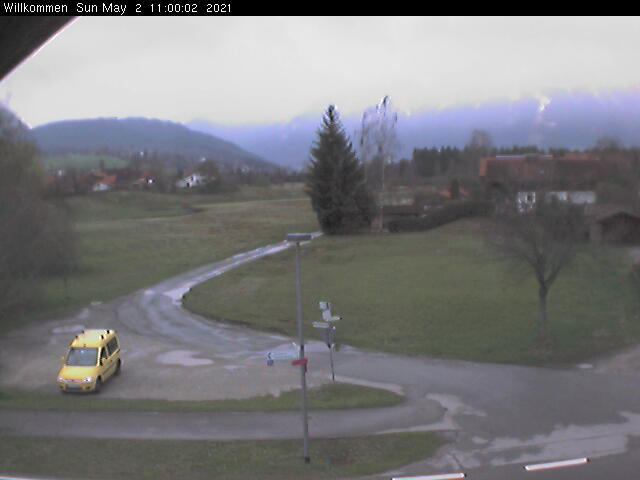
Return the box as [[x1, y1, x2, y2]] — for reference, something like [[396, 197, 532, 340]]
[[291, 358, 308, 366]]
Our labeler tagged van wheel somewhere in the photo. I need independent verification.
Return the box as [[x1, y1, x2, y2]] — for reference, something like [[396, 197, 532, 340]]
[[94, 378, 102, 393], [115, 359, 121, 376]]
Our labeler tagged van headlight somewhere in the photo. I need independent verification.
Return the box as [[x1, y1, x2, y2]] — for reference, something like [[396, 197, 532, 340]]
[[57, 376, 65, 382], [82, 376, 94, 383]]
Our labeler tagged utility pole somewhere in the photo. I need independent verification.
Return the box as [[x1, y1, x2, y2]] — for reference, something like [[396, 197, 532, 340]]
[[286, 233, 312, 464]]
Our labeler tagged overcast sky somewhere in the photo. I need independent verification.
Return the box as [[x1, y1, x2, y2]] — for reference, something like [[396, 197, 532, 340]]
[[2, 16, 640, 128]]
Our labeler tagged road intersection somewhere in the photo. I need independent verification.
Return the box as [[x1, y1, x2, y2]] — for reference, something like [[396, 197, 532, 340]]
[[2, 239, 640, 478]]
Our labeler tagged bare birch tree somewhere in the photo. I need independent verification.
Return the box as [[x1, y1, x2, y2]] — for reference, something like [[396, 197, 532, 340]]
[[357, 96, 401, 229]]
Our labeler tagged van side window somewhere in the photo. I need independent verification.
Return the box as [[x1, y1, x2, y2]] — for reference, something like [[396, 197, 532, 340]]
[[107, 338, 118, 354], [101, 346, 109, 360]]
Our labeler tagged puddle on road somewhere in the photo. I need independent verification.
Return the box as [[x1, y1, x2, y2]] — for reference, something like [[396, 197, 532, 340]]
[[51, 324, 85, 334], [156, 350, 214, 366]]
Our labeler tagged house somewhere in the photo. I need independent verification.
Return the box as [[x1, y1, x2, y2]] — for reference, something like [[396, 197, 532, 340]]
[[480, 154, 555, 189], [132, 177, 155, 189], [516, 190, 597, 213], [131, 170, 156, 189], [87, 171, 117, 192], [480, 152, 634, 192], [175, 172, 206, 188], [585, 204, 640, 245]]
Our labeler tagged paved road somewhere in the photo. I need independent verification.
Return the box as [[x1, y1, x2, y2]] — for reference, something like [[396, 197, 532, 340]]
[[3, 239, 640, 478]]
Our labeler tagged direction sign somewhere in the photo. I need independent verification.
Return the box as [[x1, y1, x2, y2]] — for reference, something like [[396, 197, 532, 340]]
[[319, 301, 331, 311], [322, 310, 341, 322], [267, 351, 298, 361], [313, 321, 330, 329]]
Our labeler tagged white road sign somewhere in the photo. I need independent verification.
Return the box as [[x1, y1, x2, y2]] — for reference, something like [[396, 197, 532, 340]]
[[322, 310, 341, 322]]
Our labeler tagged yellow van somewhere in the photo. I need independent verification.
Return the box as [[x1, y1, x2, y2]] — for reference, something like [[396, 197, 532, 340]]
[[57, 329, 121, 393]]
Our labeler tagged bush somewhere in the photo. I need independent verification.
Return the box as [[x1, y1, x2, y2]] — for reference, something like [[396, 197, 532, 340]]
[[388, 200, 492, 233]]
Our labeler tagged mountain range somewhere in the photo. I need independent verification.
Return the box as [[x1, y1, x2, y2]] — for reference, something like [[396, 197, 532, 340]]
[[189, 88, 640, 170], [21, 88, 640, 173]]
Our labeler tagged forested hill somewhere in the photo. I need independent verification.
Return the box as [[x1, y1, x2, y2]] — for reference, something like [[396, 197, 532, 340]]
[[31, 117, 279, 172]]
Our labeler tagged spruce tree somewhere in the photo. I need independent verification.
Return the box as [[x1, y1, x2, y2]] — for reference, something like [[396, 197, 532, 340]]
[[306, 105, 374, 234]]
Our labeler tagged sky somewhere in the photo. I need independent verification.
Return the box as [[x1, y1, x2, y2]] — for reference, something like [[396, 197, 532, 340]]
[[2, 16, 640, 128]]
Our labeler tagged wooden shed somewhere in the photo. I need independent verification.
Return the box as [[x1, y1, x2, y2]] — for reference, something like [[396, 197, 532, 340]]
[[586, 205, 640, 245]]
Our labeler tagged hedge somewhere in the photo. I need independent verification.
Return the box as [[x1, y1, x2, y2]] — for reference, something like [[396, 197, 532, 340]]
[[387, 201, 493, 233]]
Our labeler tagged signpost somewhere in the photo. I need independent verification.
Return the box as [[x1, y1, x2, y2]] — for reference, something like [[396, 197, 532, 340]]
[[317, 301, 340, 381], [285, 233, 313, 464]]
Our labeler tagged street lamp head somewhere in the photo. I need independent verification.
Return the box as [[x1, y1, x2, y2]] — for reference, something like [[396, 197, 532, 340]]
[[286, 233, 312, 243]]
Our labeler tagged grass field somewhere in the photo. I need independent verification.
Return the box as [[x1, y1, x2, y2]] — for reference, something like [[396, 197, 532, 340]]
[[0, 383, 403, 412], [184, 218, 640, 365], [61, 184, 308, 222], [39, 153, 129, 170], [3, 186, 316, 335], [0, 432, 444, 480]]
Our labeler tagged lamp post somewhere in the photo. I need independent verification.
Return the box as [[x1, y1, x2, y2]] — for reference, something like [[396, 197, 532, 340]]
[[285, 232, 313, 464]]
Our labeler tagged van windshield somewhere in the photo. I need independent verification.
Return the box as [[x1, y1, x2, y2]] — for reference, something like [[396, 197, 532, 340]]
[[66, 348, 98, 367]]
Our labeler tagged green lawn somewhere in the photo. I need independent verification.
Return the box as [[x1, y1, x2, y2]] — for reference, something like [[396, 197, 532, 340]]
[[3, 186, 316, 335], [0, 383, 403, 412], [184, 218, 640, 365], [0, 432, 444, 480]]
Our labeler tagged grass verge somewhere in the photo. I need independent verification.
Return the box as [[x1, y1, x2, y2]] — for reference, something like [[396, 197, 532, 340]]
[[0, 383, 403, 412], [0, 432, 444, 480], [184, 218, 640, 366]]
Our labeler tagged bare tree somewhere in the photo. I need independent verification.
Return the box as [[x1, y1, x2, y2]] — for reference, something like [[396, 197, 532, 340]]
[[464, 129, 494, 177], [594, 135, 623, 152], [357, 96, 401, 229], [487, 195, 586, 344], [467, 129, 494, 154]]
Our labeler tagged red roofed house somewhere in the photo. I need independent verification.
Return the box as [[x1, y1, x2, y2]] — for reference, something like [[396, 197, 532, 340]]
[[480, 152, 632, 191], [87, 171, 117, 192]]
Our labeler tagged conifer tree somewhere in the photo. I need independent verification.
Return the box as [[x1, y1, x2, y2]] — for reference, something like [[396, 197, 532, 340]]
[[306, 105, 374, 234]]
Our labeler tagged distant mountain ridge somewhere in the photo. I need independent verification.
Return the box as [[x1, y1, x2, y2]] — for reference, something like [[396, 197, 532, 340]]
[[31, 117, 280, 172], [188, 88, 640, 170]]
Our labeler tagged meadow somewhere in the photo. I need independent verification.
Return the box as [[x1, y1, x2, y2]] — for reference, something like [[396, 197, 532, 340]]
[[4, 185, 316, 334], [185, 218, 640, 365]]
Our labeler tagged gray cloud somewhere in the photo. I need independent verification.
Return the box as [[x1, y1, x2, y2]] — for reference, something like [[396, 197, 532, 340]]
[[2, 16, 640, 127]]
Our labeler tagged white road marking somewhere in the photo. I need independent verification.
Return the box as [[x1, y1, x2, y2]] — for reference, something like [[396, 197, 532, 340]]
[[0, 476, 56, 480], [391, 473, 465, 480], [524, 457, 589, 471]]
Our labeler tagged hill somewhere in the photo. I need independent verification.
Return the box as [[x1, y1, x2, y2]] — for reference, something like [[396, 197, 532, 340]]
[[31, 117, 280, 172], [189, 88, 640, 170]]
